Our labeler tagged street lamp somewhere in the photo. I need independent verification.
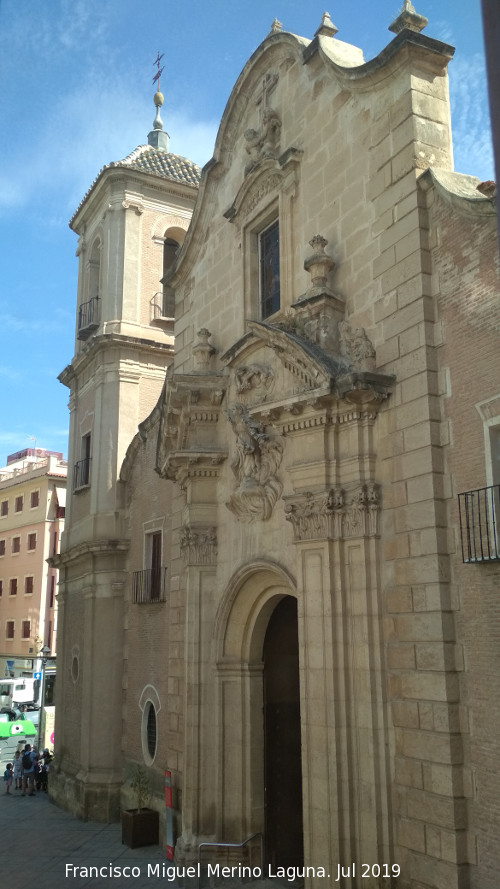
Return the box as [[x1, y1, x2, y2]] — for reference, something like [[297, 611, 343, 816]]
[[37, 646, 51, 753]]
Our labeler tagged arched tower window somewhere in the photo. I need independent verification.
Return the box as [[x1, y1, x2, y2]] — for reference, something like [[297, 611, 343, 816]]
[[78, 238, 101, 340], [161, 227, 185, 319]]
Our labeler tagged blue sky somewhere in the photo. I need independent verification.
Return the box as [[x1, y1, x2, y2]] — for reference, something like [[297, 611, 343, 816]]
[[0, 0, 494, 467]]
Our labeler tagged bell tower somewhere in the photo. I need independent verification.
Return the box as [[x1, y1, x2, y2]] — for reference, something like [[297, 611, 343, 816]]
[[51, 74, 200, 820]]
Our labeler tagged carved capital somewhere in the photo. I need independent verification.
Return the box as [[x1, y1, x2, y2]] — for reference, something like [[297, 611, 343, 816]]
[[122, 199, 144, 215]]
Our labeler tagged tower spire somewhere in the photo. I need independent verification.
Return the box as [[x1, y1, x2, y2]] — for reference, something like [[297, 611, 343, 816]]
[[148, 51, 170, 151]]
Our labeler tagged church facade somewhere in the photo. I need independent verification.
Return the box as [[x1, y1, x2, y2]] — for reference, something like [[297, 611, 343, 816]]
[[51, 9, 500, 889]]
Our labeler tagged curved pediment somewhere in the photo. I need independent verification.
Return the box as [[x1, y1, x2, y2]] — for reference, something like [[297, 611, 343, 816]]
[[223, 320, 349, 391]]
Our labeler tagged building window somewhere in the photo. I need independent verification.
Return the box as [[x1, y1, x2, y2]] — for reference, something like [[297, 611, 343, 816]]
[[25, 576, 34, 595], [0, 580, 3, 597], [49, 575, 55, 608], [0, 500, 7, 517], [0, 540, 5, 556], [15, 496, 23, 513], [21, 620, 31, 639], [6, 621, 14, 639], [260, 219, 280, 319], [146, 702, 157, 759], [30, 490, 39, 508], [12, 536, 20, 554], [74, 432, 91, 490], [27, 533, 36, 551], [10, 578, 17, 596], [52, 531, 58, 555]]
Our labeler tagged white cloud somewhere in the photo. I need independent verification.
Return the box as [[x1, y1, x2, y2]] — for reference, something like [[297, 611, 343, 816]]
[[449, 53, 494, 180]]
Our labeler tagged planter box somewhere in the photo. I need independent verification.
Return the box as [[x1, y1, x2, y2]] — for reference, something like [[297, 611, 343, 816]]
[[121, 808, 159, 848]]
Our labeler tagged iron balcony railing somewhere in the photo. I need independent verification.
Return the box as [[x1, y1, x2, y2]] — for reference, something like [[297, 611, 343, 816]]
[[132, 567, 168, 604], [458, 484, 500, 562], [73, 457, 91, 490], [77, 295, 100, 339], [150, 290, 175, 321]]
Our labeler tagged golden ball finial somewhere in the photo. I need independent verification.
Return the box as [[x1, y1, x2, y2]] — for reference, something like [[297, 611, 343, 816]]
[[154, 90, 164, 107]]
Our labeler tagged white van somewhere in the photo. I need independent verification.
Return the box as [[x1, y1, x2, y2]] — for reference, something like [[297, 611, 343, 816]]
[[0, 677, 40, 710]]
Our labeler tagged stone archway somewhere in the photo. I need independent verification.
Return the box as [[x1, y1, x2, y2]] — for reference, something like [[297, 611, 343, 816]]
[[214, 563, 303, 867]]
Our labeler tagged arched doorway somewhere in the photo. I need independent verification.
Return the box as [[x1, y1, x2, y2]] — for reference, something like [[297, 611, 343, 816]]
[[263, 596, 303, 869]]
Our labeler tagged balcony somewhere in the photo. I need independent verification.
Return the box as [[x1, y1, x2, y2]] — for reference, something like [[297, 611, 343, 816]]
[[150, 291, 174, 330], [458, 484, 500, 562], [73, 457, 91, 491], [78, 296, 100, 340], [132, 567, 168, 604]]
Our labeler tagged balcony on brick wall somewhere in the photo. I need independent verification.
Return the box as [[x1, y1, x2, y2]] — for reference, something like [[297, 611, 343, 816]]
[[132, 567, 168, 604], [78, 295, 100, 340], [458, 484, 500, 562]]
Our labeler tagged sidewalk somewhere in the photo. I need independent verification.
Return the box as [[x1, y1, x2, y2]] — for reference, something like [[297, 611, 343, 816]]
[[0, 785, 169, 889]]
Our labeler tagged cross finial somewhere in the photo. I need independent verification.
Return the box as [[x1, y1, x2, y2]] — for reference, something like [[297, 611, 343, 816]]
[[153, 51, 165, 91]]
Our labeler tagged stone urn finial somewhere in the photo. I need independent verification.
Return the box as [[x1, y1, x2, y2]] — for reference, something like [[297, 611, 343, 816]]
[[270, 18, 282, 33], [193, 328, 216, 372], [304, 235, 335, 292]]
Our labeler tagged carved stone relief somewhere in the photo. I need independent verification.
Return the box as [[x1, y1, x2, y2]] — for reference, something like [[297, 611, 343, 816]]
[[234, 363, 274, 396], [226, 402, 284, 522], [244, 73, 281, 175], [284, 483, 380, 541], [180, 526, 217, 565], [338, 321, 377, 372]]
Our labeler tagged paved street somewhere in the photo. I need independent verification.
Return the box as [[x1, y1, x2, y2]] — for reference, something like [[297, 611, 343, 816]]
[[0, 785, 170, 889]]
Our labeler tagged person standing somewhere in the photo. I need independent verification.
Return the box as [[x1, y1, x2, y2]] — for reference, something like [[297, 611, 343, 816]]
[[12, 750, 22, 790], [21, 744, 36, 796], [3, 763, 13, 794]]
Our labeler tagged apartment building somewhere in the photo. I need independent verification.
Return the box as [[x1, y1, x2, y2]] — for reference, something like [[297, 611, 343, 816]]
[[0, 448, 66, 659]]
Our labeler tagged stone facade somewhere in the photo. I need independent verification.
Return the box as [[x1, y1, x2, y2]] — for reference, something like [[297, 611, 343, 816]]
[[52, 11, 500, 889]]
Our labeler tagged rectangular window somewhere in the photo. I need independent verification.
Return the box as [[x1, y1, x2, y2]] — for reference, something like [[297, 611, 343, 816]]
[[0, 580, 3, 597], [52, 531, 58, 555], [12, 536, 20, 554], [10, 578, 17, 596], [21, 620, 31, 639], [25, 576, 34, 595], [0, 540, 5, 556], [49, 575, 55, 608], [27, 533, 36, 551], [6, 621, 14, 639], [30, 490, 40, 508], [0, 500, 7, 517], [15, 495, 23, 513], [260, 220, 280, 319], [74, 432, 92, 489]]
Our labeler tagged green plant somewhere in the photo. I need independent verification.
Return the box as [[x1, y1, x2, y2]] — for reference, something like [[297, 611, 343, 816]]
[[129, 765, 152, 812]]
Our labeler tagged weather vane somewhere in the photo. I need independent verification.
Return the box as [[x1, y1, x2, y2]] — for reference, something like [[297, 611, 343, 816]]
[[153, 52, 165, 92]]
